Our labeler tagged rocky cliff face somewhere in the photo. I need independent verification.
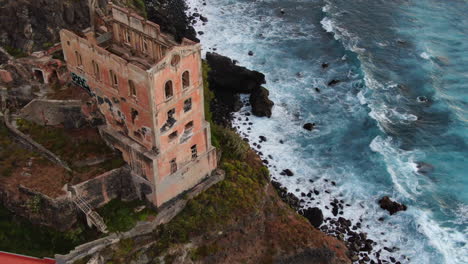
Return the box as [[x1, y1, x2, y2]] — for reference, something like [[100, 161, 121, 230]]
[[0, 0, 90, 53], [0, 0, 197, 55]]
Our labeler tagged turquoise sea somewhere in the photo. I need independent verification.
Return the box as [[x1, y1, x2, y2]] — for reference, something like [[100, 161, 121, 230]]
[[187, 0, 468, 263]]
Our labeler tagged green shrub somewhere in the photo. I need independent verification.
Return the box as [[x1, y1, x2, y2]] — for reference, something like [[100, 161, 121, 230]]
[[3, 45, 27, 58], [97, 199, 157, 233]]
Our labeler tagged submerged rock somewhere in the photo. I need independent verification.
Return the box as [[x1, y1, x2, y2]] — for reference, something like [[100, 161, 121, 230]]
[[378, 196, 407, 215], [328, 79, 341, 86], [415, 162, 434, 174]]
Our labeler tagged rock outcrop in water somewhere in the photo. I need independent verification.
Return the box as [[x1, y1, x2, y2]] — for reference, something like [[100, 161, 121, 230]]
[[206, 52, 274, 125], [378, 196, 407, 215], [250, 86, 274, 117]]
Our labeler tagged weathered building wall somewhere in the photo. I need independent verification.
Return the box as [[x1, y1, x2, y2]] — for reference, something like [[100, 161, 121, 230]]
[[59, 3, 217, 209], [20, 99, 86, 128], [151, 46, 217, 206], [61, 30, 155, 150], [72, 166, 140, 209]]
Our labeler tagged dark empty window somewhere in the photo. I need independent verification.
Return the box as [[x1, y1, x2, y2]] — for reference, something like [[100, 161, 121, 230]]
[[167, 108, 175, 120], [110, 70, 118, 88], [75, 51, 82, 66], [185, 121, 194, 133], [182, 71, 190, 89], [92, 60, 100, 80], [191, 145, 198, 160], [129, 80, 136, 97], [170, 159, 177, 174], [143, 38, 148, 53], [131, 108, 139, 124], [165, 80, 173, 99], [169, 131, 178, 141], [184, 98, 192, 112]]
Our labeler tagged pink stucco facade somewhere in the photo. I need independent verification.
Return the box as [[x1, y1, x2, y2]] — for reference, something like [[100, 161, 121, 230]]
[[60, 3, 217, 207]]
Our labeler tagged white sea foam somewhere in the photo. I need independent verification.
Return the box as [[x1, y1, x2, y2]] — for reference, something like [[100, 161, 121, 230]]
[[320, 17, 335, 33], [185, 0, 464, 262], [420, 51, 431, 60]]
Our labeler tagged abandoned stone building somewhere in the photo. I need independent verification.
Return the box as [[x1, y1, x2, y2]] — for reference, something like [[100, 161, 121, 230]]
[[60, 2, 217, 207]]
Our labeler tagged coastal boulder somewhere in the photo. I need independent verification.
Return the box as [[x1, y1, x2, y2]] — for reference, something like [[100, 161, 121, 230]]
[[299, 207, 324, 228], [378, 196, 407, 215], [280, 169, 294, 177], [206, 52, 265, 94], [249, 86, 274, 117], [303, 123, 315, 131]]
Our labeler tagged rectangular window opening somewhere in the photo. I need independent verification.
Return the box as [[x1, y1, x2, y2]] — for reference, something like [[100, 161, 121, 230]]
[[191, 145, 198, 160], [110, 70, 118, 88], [184, 98, 192, 112], [169, 131, 178, 141], [170, 158, 177, 174], [129, 80, 137, 97]]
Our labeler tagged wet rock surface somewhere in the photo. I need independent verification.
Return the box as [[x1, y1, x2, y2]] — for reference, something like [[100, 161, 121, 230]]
[[250, 86, 274, 117], [206, 52, 274, 125], [299, 207, 324, 228], [378, 196, 407, 215]]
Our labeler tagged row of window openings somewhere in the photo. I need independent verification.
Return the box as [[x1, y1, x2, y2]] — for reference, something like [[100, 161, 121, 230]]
[[168, 121, 194, 142], [76, 52, 190, 99], [121, 27, 152, 55], [165, 98, 192, 124], [170, 145, 198, 174]]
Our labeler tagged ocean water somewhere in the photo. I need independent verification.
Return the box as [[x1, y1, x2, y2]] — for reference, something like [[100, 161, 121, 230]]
[[186, 0, 468, 263]]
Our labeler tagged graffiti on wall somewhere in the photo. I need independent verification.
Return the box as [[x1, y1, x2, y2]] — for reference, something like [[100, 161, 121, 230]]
[[71, 72, 91, 93]]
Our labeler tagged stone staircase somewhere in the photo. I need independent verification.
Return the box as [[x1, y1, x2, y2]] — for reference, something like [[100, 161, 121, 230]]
[[73, 194, 108, 233]]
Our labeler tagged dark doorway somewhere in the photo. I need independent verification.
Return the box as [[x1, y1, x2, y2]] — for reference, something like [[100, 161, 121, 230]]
[[34, 69, 44, 83]]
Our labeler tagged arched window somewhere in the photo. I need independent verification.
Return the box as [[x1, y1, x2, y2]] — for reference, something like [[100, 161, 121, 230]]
[[182, 71, 190, 89], [165, 80, 173, 99], [129, 80, 136, 97]]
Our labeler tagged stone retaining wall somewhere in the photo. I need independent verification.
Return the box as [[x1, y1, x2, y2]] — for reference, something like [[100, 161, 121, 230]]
[[20, 99, 86, 128], [72, 166, 139, 209], [3, 109, 72, 171], [0, 185, 77, 231]]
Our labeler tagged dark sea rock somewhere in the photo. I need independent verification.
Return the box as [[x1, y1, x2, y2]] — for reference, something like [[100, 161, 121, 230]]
[[299, 207, 324, 228], [280, 169, 294, 177], [378, 196, 407, 215], [206, 52, 274, 125], [250, 87, 274, 117], [415, 162, 434, 174], [303, 123, 315, 131], [328, 79, 341, 86], [206, 52, 265, 94]]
